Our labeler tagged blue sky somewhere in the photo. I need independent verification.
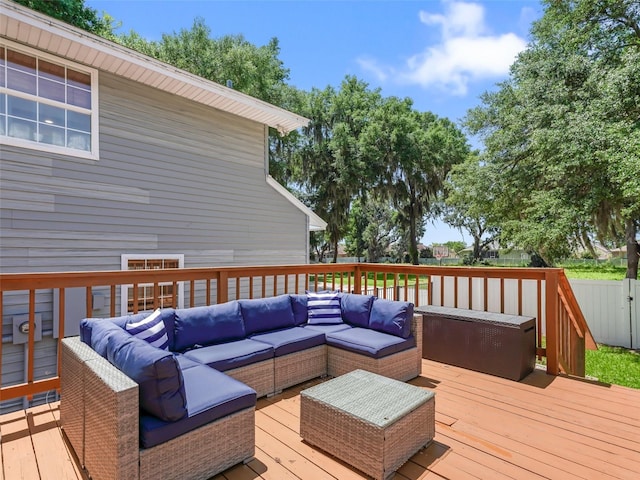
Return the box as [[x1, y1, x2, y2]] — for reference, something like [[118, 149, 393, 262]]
[[87, 0, 544, 245]]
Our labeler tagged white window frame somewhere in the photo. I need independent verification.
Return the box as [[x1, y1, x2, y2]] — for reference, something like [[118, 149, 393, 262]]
[[0, 39, 99, 160], [120, 254, 185, 314]]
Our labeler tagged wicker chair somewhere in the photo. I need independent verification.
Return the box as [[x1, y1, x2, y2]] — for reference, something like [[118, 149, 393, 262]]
[[60, 337, 255, 480], [327, 314, 423, 382]]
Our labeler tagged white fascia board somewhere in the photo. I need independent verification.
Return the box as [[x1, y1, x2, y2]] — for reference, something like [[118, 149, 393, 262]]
[[266, 176, 327, 231]]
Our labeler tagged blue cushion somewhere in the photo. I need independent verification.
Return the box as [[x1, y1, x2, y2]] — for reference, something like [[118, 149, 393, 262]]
[[125, 308, 169, 350], [139, 365, 255, 448], [290, 294, 308, 325], [182, 339, 273, 372], [105, 328, 187, 422], [239, 295, 296, 335], [303, 323, 353, 335], [80, 315, 136, 349], [369, 298, 414, 338], [250, 327, 325, 356], [173, 302, 245, 352], [307, 291, 342, 325], [326, 327, 416, 359], [81, 318, 128, 357], [340, 294, 375, 328]]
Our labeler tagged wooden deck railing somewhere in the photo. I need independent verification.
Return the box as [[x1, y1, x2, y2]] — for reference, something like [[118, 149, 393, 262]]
[[0, 264, 596, 402]]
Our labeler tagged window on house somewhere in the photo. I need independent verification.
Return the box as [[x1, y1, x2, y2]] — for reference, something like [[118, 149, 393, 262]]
[[0, 42, 98, 158], [121, 255, 185, 314]]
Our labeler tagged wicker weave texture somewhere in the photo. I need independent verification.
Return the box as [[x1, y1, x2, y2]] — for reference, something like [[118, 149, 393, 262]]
[[83, 356, 140, 480], [60, 337, 95, 467], [139, 407, 255, 480], [327, 346, 418, 382], [300, 371, 435, 480], [226, 359, 275, 397], [275, 345, 327, 392]]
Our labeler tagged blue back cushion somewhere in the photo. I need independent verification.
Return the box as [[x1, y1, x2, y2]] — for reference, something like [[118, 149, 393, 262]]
[[239, 295, 296, 335], [105, 327, 187, 422], [290, 294, 308, 326], [173, 302, 244, 352], [80, 311, 176, 352], [369, 298, 414, 338], [307, 291, 342, 325], [340, 294, 375, 328], [81, 318, 128, 358]]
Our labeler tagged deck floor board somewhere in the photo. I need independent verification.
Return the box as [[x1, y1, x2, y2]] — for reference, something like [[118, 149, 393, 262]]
[[2, 359, 639, 480]]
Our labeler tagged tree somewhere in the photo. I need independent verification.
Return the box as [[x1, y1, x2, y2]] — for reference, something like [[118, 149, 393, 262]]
[[466, 0, 640, 278], [362, 98, 470, 265], [295, 77, 383, 262], [443, 156, 500, 262], [345, 198, 397, 263], [14, 0, 115, 35], [443, 241, 467, 257], [116, 18, 290, 106]]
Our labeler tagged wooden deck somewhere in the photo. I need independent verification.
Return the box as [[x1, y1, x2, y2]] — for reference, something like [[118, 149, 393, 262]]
[[2, 359, 639, 480]]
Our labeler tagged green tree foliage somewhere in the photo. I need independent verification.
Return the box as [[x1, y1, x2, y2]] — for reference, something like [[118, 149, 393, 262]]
[[345, 198, 397, 262], [14, 0, 115, 35], [443, 156, 500, 262], [362, 98, 470, 265], [116, 18, 290, 106], [466, 0, 639, 278], [295, 77, 383, 263], [443, 241, 467, 256]]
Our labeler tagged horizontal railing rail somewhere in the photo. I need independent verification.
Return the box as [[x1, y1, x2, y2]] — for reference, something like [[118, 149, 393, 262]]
[[0, 264, 595, 403]]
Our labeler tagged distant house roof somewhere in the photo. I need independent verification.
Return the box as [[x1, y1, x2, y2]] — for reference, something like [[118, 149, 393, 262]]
[[0, 0, 309, 133]]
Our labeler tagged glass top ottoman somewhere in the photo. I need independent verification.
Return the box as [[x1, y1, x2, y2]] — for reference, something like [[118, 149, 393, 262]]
[[300, 369, 435, 480]]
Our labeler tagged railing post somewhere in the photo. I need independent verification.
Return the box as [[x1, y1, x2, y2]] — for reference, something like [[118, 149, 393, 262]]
[[353, 265, 361, 295], [545, 270, 559, 375], [217, 271, 228, 304]]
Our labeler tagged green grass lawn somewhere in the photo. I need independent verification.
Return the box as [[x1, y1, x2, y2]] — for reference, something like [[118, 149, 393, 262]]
[[585, 345, 640, 389], [557, 263, 627, 281]]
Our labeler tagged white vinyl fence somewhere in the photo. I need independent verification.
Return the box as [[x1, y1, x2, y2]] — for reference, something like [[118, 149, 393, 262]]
[[364, 278, 639, 349], [569, 279, 639, 349]]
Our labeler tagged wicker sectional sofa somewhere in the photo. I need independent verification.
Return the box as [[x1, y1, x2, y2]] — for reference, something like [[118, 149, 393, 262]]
[[61, 292, 422, 480]]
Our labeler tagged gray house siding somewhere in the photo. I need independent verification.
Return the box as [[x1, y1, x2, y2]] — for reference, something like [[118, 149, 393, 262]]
[[1, 72, 308, 272], [1, 71, 308, 412]]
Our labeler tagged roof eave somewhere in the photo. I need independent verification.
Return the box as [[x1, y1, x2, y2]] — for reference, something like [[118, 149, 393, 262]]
[[0, 0, 309, 133]]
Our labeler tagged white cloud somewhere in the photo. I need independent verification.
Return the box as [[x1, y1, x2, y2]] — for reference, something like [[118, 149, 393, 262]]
[[359, 1, 527, 96]]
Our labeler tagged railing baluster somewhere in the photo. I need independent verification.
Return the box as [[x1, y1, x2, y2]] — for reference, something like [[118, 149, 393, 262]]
[[110, 285, 116, 316], [57, 288, 65, 378]]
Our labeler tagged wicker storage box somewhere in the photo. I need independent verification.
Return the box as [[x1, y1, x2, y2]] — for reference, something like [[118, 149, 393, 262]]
[[300, 370, 435, 480], [417, 306, 536, 381]]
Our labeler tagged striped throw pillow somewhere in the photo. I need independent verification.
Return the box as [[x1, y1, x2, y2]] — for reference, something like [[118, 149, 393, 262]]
[[306, 291, 342, 324], [125, 308, 169, 350]]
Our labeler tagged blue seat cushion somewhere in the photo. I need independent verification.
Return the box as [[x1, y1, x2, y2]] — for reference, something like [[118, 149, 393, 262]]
[[250, 327, 325, 357], [174, 302, 245, 352], [290, 294, 308, 326], [326, 328, 416, 359], [239, 295, 296, 335], [182, 338, 273, 371], [369, 298, 414, 338], [340, 294, 375, 328], [105, 327, 187, 422], [303, 323, 353, 335], [139, 362, 256, 448]]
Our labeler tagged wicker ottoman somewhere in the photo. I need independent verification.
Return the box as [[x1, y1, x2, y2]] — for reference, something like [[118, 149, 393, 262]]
[[300, 369, 435, 480]]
